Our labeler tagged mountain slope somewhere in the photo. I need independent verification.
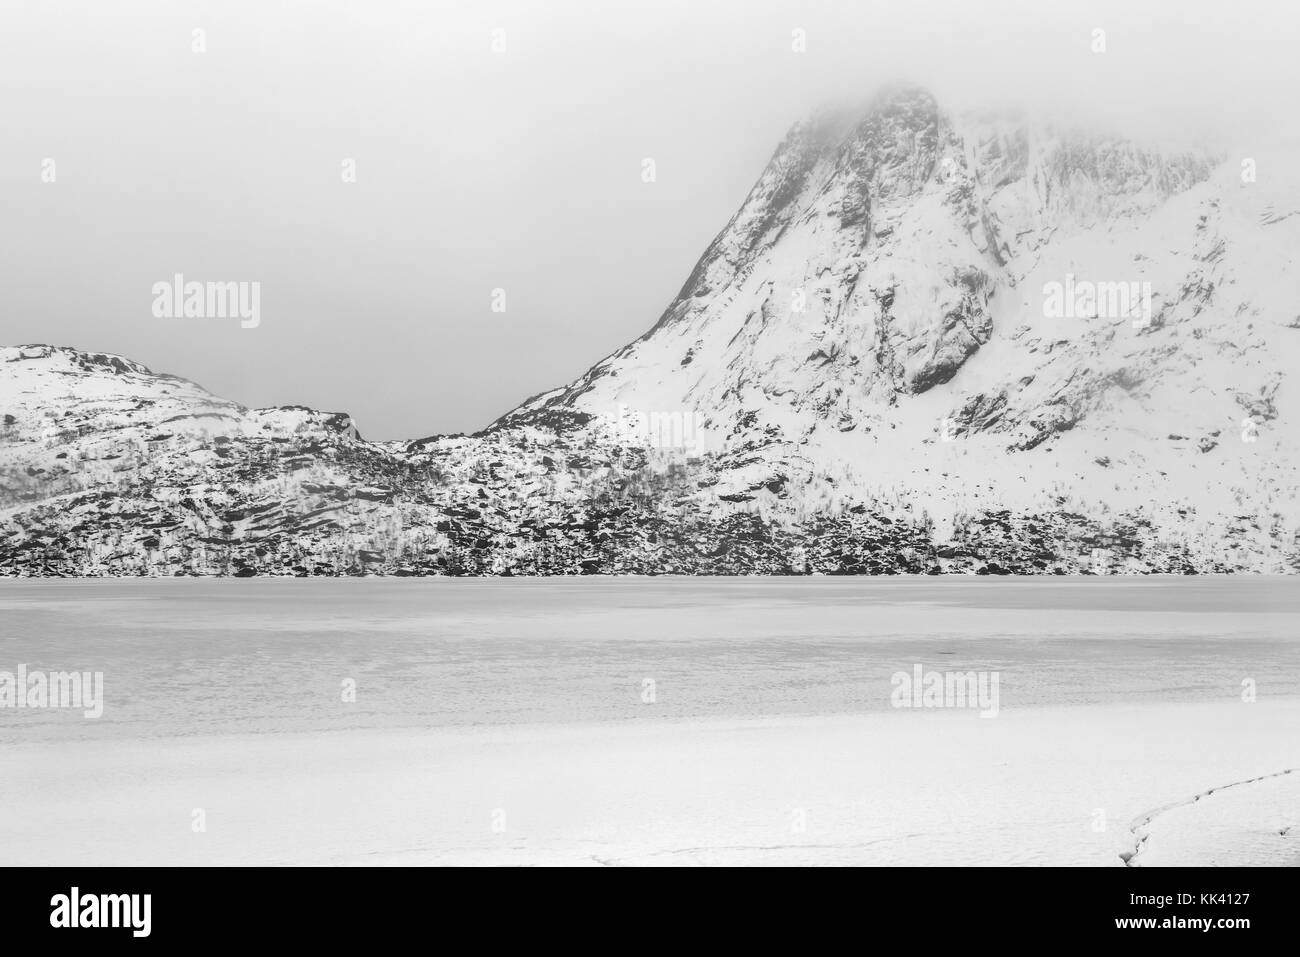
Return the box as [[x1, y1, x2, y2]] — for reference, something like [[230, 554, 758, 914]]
[[3, 86, 1299, 576], [496, 85, 1300, 564]]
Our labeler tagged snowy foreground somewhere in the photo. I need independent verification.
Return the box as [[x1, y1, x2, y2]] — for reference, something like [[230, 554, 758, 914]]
[[1, 577, 1296, 866], [2, 701, 1295, 867]]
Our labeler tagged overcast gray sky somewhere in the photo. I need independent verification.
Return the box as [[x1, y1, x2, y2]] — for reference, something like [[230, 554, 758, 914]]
[[3, 0, 1298, 439]]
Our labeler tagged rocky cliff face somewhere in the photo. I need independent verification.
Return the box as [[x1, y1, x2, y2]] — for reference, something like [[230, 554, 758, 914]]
[[3, 86, 1299, 576]]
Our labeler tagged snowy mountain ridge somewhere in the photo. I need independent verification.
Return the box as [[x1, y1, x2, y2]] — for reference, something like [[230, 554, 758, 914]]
[[3, 86, 1298, 576]]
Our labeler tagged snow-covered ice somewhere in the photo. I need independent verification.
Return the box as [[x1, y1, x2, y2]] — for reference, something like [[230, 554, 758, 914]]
[[0, 577, 1295, 865]]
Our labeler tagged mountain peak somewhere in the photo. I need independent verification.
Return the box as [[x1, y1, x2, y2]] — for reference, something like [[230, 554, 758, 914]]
[[3, 89, 1298, 577], [489, 86, 1294, 569]]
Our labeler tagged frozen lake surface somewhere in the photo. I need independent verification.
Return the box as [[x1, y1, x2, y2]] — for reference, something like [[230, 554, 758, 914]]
[[1, 577, 1297, 866], [1, 576, 1297, 741]]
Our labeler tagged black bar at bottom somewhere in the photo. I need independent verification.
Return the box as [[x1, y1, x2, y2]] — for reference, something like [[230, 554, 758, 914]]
[[0, 866, 1288, 945]]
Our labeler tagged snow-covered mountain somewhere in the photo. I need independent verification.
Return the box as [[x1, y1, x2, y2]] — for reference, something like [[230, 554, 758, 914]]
[[3, 85, 1298, 576]]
